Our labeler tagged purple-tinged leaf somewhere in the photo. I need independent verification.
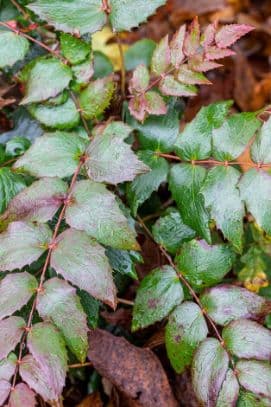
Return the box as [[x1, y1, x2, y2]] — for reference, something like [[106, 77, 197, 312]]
[[0, 221, 52, 271], [37, 278, 88, 362], [129, 64, 150, 93], [170, 25, 186, 68], [222, 319, 271, 361], [128, 95, 148, 122], [159, 75, 197, 97], [236, 360, 271, 399], [216, 369, 239, 407], [9, 383, 36, 407], [205, 46, 235, 60], [151, 35, 171, 75], [189, 57, 222, 72], [192, 338, 229, 407], [177, 65, 211, 85], [51, 229, 117, 308], [0, 178, 68, 227], [0, 381, 11, 406], [0, 317, 24, 360], [215, 24, 254, 48], [145, 91, 167, 115], [183, 16, 200, 57], [201, 23, 216, 49], [0, 272, 38, 320], [27, 322, 68, 399], [0, 353, 17, 381], [201, 285, 271, 326]]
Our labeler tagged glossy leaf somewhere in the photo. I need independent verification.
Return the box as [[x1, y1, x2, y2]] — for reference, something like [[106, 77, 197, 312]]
[[21, 58, 72, 105], [201, 285, 271, 326], [79, 77, 114, 120], [51, 228, 117, 308], [132, 266, 183, 331], [14, 131, 87, 178], [174, 100, 232, 161], [222, 319, 271, 360], [0, 317, 24, 360], [37, 278, 88, 362], [0, 32, 29, 68], [175, 239, 235, 290], [215, 24, 254, 48], [85, 121, 149, 184], [66, 180, 139, 250], [151, 35, 170, 75], [9, 383, 37, 407], [169, 164, 211, 242], [60, 33, 90, 64], [170, 25, 186, 68], [250, 116, 271, 164], [159, 75, 197, 97], [0, 221, 52, 271], [126, 151, 169, 216], [216, 369, 239, 407], [201, 166, 244, 252], [236, 360, 271, 399], [0, 168, 26, 214], [165, 302, 208, 373], [0, 272, 38, 320]]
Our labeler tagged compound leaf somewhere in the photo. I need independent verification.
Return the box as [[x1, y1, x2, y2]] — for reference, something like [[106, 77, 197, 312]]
[[215, 24, 254, 48]]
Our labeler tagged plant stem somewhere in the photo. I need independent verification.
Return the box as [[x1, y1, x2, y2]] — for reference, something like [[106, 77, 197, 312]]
[[10, 0, 29, 20], [117, 297, 134, 306], [68, 362, 92, 369], [115, 33, 126, 98]]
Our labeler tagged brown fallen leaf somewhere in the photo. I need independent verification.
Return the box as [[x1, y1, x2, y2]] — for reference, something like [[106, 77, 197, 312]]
[[88, 329, 178, 407], [76, 392, 103, 407]]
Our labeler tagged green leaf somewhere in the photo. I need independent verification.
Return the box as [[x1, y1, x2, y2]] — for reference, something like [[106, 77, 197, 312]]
[[51, 228, 116, 308], [85, 121, 149, 184], [192, 338, 229, 407], [250, 116, 271, 164], [151, 35, 170, 75], [71, 57, 94, 87], [0, 316, 25, 360], [93, 51, 114, 79], [109, 0, 166, 32], [0, 168, 26, 214], [8, 383, 36, 407], [237, 391, 267, 407], [239, 169, 271, 235], [126, 151, 168, 216], [77, 290, 100, 329], [28, 98, 80, 130], [79, 76, 114, 119], [60, 33, 90, 65], [152, 208, 196, 254], [200, 285, 271, 326], [106, 248, 140, 280], [14, 131, 87, 178], [0, 31, 29, 68], [174, 101, 232, 160], [0, 221, 52, 271], [132, 265, 183, 331], [5, 137, 31, 158], [124, 39, 156, 71], [37, 278, 88, 363], [236, 360, 271, 399], [21, 58, 72, 105], [159, 75, 197, 97], [66, 180, 139, 250], [212, 112, 261, 161], [165, 301, 208, 373], [201, 166, 244, 252], [0, 177, 67, 228], [216, 369, 240, 407], [0, 272, 38, 320], [175, 239, 235, 290], [222, 319, 271, 360], [169, 164, 211, 242], [27, 0, 106, 35]]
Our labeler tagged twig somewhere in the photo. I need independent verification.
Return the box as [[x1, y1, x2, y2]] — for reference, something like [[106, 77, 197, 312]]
[[10, 0, 29, 20], [117, 297, 134, 306], [115, 33, 126, 98], [68, 362, 92, 369]]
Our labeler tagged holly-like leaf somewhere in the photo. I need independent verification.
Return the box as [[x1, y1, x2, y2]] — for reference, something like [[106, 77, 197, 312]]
[[159, 75, 197, 97], [201, 23, 216, 49], [60, 33, 90, 65], [222, 319, 271, 361], [215, 24, 254, 48], [14, 131, 87, 178], [129, 64, 150, 93], [0, 272, 38, 320], [183, 17, 200, 57], [236, 360, 271, 399], [85, 121, 149, 184], [0, 381, 11, 406], [152, 208, 196, 254], [126, 151, 169, 216], [0, 221, 52, 271], [239, 169, 271, 235], [165, 301, 208, 373], [66, 180, 139, 250], [151, 35, 170, 75], [250, 117, 271, 164], [8, 383, 37, 407], [27, 0, 107, 35], [132, 266, 183, 331], [0, 316, 24, 360], [169, 164, 211, 242], [21, 59, 72, 105], [50, 228, 117, 308], [216, 369, 239, 407], [109, 0, 166, 32], [28, 98, 80, 130], [205, 46, 235, 60], [170, 25, 186, 68], [201, 166, 244, 252], [200, 285, 271, 326], [177, 65, 211, 85], [144, 91, 167, 116], [0, 31, 29, 68], [189, 57, 222, 73], [0, 168, 26, 215], [174, 100, 232, 160], [79, 76, 114, 120], [175, 239, 235, 290], [212, 112, 261, 161], [192, 338, 229, 407], [0, 177, 68, 227], [37, 278, 88, 363]]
